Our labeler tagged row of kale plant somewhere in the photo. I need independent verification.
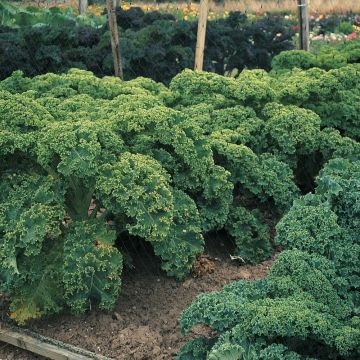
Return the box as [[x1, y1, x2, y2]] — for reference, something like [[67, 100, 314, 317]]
[[176, 52, 360, 359], [0, 46, 359, 327]]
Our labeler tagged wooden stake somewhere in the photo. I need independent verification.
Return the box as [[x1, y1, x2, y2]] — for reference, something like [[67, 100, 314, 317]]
[[79, 0, 88, 15], [297, 0, 310, 51], [0, 324, 113, 360], [107, 0, 123, 79], [194, 0, 209, 71]]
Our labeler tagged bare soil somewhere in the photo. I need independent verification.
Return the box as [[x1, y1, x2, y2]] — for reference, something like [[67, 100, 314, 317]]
[[0, 235, 275, 360]]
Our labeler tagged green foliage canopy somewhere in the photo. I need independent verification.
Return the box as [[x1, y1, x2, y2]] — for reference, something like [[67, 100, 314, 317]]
[[1, 56, 359, 327]]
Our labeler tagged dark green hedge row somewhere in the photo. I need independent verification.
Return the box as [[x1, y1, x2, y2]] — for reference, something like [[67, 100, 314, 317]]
[[0, 11, 295, 84]]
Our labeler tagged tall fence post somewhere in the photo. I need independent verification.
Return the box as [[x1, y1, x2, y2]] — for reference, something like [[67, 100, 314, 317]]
[[194, 0, 209, 71], [106, 0, 123, 79], [79, 0, 88, 15], [297, 0, 310, 50]]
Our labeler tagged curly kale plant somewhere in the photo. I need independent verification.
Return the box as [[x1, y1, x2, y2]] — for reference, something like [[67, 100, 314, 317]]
[[225, 206, 272, 264], [271, 40, 360, 72], [272, 62, 360, 142], [178, 158, 360, 360], [0, 70, 211, 323], [169, 64, 359, 266]]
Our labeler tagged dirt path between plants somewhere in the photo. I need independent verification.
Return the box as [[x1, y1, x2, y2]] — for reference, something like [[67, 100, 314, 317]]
[[0, 236, 275, 360]]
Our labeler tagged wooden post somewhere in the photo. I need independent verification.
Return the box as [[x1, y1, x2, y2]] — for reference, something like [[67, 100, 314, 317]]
[[106, 0, 123, 79], [194, 0, 209, 71], [0, 324, 113, 360], [297, 0, 309, 51], [79, 0, 88, 15]]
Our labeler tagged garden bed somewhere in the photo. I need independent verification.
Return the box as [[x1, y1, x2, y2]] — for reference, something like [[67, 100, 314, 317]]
[[0, 236, 275, 359]]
